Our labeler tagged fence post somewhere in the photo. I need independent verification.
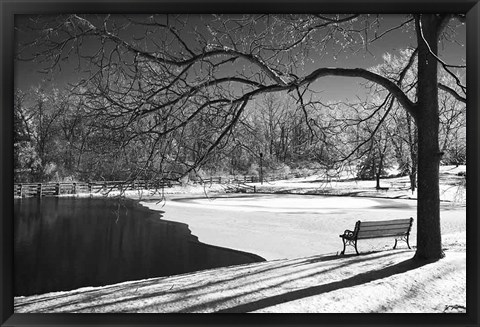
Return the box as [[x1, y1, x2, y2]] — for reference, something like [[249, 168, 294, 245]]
[[19, 184, 23, 197], [88, 182, 92, 194], [55, 183, 60, 195], [73, 182, 77, 194], [37, 183, 42, 197]]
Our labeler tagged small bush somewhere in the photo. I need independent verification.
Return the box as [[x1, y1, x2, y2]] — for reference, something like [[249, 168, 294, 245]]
[[273, 163, 291, 176], [248, 163, 260, 176]]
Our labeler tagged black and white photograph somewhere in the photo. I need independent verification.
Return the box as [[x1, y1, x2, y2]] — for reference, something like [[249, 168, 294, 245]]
[[1, 1, 478, 322]]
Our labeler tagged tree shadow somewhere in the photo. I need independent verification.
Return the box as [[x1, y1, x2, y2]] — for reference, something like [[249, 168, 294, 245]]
[[217, 257, 436, 313], [16, 251, 417, 313], [168, 252, 405, 313]]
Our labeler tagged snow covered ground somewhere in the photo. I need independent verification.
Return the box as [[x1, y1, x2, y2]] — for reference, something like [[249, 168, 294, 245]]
[[13, 166, 467, 313], [14, 248, 465, 313]]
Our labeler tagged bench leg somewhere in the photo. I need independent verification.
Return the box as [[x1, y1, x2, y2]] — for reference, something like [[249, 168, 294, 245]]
[[394, 236, 411, 250], [340, 237, 360, 255]]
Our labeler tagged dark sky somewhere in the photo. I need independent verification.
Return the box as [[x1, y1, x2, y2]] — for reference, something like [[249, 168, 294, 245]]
[[14, 14, 466, 102]]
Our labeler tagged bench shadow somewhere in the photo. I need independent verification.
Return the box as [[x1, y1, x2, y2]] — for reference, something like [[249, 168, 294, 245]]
[[217, 257, 435, 313], [305, 252, 374, 263]]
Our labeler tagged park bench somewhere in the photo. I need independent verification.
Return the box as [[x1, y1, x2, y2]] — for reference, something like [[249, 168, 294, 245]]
[[339, 217, 414, 255]]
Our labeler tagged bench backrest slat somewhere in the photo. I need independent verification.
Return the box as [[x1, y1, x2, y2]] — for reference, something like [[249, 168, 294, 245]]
[[359, 224, 411, 232], [359, 219, 412, 227]]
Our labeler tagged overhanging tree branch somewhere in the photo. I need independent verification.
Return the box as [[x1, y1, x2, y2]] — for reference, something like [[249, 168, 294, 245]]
[[438, 83, 466, 103], [296, 67, 417, 119]]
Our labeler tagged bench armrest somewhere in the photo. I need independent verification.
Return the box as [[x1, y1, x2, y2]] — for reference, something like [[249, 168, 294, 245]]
[[339, 229, 355, 239]]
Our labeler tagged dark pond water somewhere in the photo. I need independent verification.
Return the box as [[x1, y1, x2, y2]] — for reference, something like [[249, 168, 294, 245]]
[[14, 197, 264, 296]]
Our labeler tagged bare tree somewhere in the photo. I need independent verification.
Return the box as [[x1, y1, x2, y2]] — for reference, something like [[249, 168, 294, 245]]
[[16, 13, 466, 260]]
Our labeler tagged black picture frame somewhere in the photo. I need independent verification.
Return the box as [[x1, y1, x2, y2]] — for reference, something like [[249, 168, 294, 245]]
[[1, 1, 479, 326]]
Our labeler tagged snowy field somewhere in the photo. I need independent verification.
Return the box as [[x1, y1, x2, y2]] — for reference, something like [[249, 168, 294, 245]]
[[140, 193, 464, 261], [14, 166, 467, 313]]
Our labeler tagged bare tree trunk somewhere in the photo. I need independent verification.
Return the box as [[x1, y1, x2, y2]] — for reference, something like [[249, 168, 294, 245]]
[[406, 114, 417, 192], [414, 15, 444, 260], [376, 151, 384, 189]]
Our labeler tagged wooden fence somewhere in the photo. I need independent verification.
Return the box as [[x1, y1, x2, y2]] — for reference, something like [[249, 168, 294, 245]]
[[198, 175, 260, 184], [13, 180, 179, 198], [194, 173, 294, 184], [14, 173, 295, 197]]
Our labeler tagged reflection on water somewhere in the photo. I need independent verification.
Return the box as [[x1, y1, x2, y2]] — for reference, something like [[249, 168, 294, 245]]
[[14, 197, 264, 296]]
